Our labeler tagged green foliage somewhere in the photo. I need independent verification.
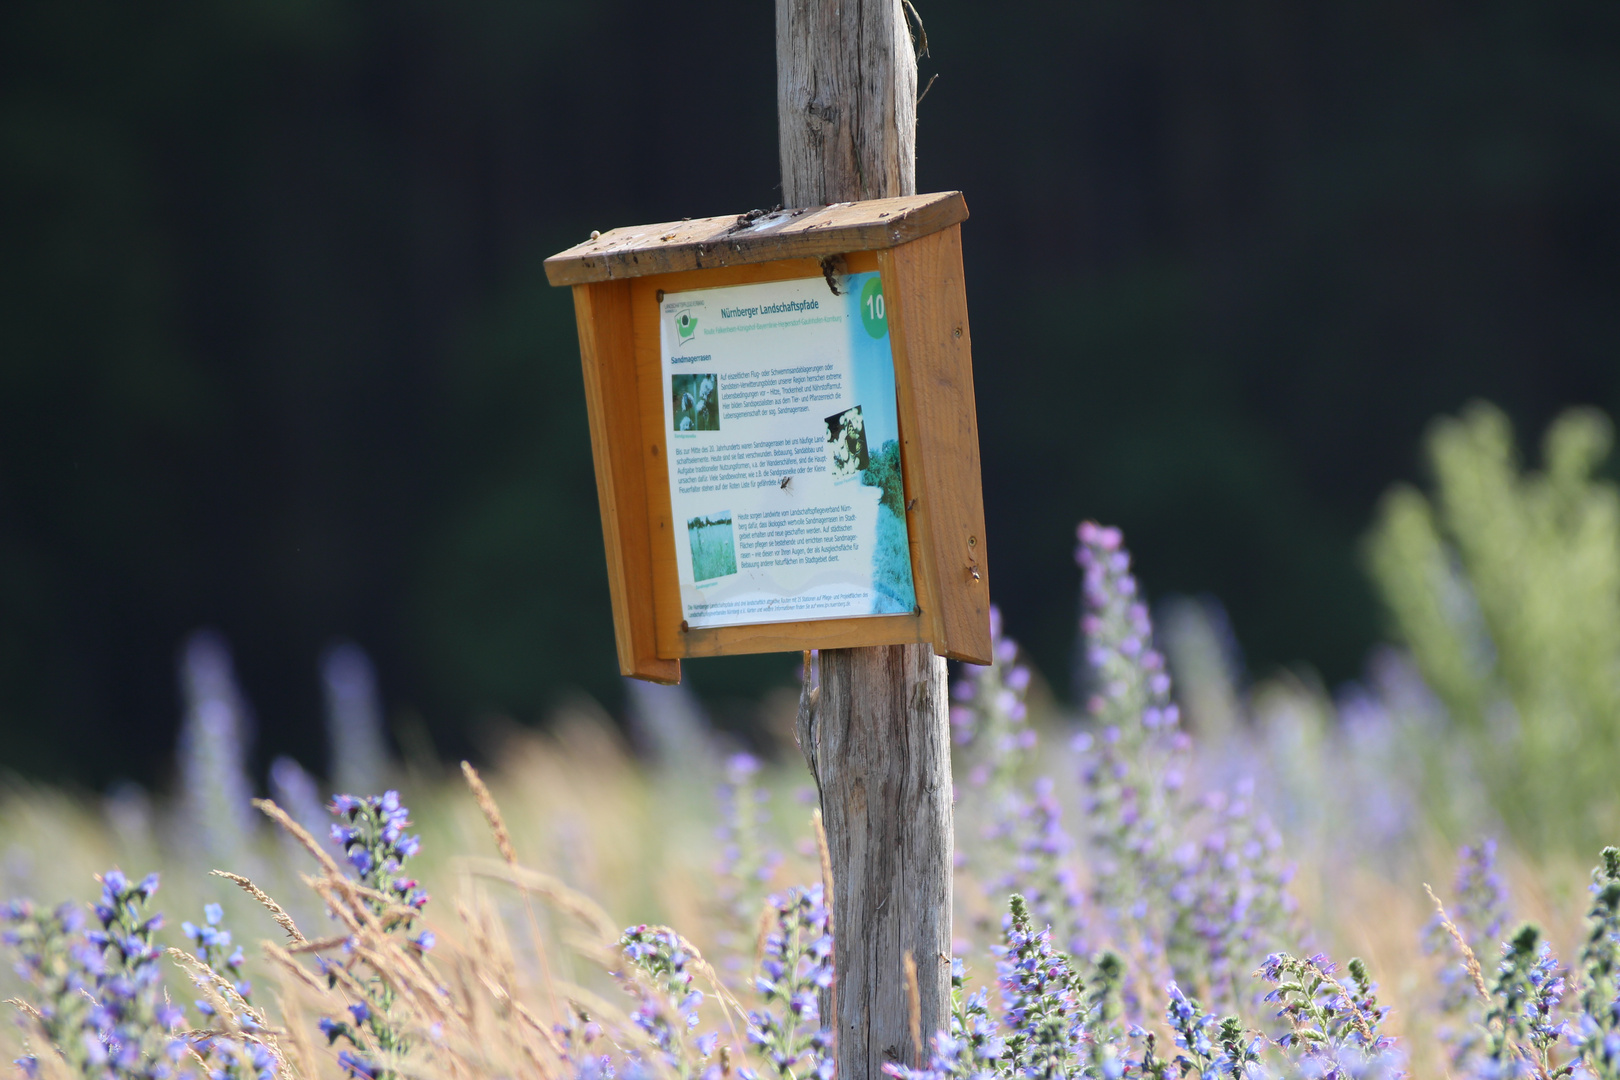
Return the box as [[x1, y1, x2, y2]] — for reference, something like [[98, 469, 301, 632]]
[[860, 439, 905, 517], [862, 439, 915, 614], [1572, 846, 1620, 1078], [1365, 401, 1620, 848]]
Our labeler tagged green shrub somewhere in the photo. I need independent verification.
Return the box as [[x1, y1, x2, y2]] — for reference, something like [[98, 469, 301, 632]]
[[1366, 401, 1620, 848]]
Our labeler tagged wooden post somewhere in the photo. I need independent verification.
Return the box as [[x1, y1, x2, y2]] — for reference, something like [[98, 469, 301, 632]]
[[778, 4, 953, 1078]]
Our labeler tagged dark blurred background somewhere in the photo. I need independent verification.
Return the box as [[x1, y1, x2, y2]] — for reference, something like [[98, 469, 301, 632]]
[[3, 0, 1618, 787]]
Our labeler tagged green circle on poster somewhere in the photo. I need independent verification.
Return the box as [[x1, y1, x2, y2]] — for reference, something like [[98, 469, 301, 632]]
[[859, 276, 888, 339]]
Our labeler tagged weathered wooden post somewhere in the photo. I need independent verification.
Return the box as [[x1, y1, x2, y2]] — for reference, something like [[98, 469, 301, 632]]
[[544, 12, 988, 1076], [776, 5, 951, 1078]]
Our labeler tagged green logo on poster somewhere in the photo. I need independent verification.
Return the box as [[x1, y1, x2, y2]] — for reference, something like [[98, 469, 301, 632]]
[[859, 277, 887, 339], [676, 311, 698, 342]]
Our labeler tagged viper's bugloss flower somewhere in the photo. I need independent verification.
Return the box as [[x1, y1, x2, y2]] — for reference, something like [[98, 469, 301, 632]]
[[1257, 950, 1404, 1075], [991, 893, 1083, 1076], [950, 604, 1091, 960], [310, 790, 433, 1080], [618, 923, 723, 1078], [177, 630, 259, 872], [1571, 848, 1620, 1077], [1073, 521, 1300, 1019], [323, 641, 392, 797], [738, 884, 835, 1080], [326, 791, 428, 915], [714, 750, 783, 984], [338, 1049, 380, 1078]]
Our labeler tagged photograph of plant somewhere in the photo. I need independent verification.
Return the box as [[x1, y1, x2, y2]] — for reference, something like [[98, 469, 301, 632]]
[[861, 438, 915, 614], [825, 405, 869, 479], [673, 374, 720, 432]]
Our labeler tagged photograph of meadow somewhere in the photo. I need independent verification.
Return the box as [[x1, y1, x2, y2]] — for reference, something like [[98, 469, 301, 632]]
[[687, 512, 738, 581]]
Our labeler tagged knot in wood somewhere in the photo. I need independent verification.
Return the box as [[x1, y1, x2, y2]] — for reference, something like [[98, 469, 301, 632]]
[[805, 97, 839, 125]]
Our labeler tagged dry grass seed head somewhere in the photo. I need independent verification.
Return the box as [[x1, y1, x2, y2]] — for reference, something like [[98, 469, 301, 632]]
[[632, 925, 748, 1046], [167, 947, 292, 1078], [752, 898, 778, 977], [464, 859, 618, 945], [212, 870, 308, 946], [455, 891, 518, 1004], [5, 997, 43, 1023], [455, 775, 566, 1036], [811, 809, 835, 927], [453, 885, 570, 1059], [262, 941, 332, 996], [273, 989, 322, 1080], [461, 761, 518, 866], [288, 935, 355, 956], [1423, 883, 1490, 1002], [255, 799, 347, 880]]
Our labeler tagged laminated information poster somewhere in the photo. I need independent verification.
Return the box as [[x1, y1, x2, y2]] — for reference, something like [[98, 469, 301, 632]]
[[660, 271, 916, 629]]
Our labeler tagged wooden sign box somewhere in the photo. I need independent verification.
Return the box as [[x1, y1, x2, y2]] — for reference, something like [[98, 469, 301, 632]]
[[545, 191, 991, 682]]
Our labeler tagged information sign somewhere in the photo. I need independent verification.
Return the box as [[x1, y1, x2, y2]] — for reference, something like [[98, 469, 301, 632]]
[[544, 191, 991, 681], [659, 273, 914, 628]]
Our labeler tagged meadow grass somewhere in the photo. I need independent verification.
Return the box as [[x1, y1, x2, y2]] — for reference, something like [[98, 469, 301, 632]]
[[8, 404, 1620, 1077], [0, 650, 1610, 1078]]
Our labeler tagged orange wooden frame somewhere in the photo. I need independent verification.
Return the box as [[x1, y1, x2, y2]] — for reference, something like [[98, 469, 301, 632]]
[[554, 198, 990, 682]]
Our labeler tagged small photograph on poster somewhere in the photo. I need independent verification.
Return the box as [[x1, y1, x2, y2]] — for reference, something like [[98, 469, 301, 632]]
[[672, 373, 720, 432], [825, 404, 869, 478], [687, 512, 737, 581]]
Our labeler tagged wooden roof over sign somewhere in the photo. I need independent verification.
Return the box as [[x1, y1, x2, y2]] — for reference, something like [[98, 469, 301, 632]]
[[543, 191, 968, 286]]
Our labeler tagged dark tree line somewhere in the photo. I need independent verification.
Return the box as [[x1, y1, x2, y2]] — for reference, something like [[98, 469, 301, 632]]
[[2, 0, 1618, 784]]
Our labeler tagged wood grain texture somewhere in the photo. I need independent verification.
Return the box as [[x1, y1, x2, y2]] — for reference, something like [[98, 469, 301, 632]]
[[777, 0, 917, 207], [879, 254, 947, 654], [798, 646, 952, 1080], [880, 227, 993, 665], [777, 3, 953, 1078], [679, 613, 927, 658], [627, 273, 683, 658], [544, 193, 964, 286], [573, 282, 680, 683]]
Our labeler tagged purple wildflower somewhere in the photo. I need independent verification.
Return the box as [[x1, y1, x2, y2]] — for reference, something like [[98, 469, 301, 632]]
[[326, 791, 428, 915], [1425, 837, 1511, 1065], [1571, 847, 1620, 1078], [1074, 522, 1300, 1021], [309, 791, 433, 1079], [1074, 522, 1185, 971], [951, 608, 1090, 957], [177, 629, 260, 870], [991, 893, 1083, 1076], [1257, 951, 1405, 1074], [338, 1049, 380, 1078], [714, 751, 782, 983], [618, 924, 722, 1078], [1478, 923, 1570, 1073], [745, 884, 835, 1080], [322, 641, 393, 796], [1, 868, 244, 1078]]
